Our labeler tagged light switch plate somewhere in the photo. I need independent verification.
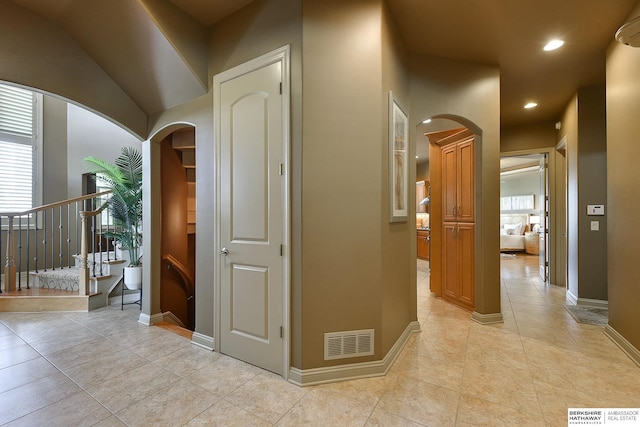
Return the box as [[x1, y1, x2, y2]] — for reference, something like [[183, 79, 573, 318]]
[[591, 221, 599, 231]]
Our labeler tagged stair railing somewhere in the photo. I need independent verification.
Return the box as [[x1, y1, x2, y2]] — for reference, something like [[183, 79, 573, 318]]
[[1, 191, 112, 295]]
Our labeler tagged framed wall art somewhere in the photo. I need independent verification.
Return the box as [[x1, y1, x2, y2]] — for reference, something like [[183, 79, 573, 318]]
[[389, 91, 409, 222]]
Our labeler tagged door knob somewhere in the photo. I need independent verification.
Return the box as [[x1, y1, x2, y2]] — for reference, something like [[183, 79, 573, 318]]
[[219, 247, 229, 256]]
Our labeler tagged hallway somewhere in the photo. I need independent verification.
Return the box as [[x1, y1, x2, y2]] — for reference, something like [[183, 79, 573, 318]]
[[0, 255, 638, 426]]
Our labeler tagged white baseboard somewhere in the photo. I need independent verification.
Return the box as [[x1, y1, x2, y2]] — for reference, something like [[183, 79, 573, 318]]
[[577, 298, 608, 309], [471, 311, 504, 325], [566, 290, 578, 305], [288, 321, 420, 387], [604, 324, 640, 368], [191, 332, 214, 351], [138, 312, 164, 326], [162, 311, 186, 328]]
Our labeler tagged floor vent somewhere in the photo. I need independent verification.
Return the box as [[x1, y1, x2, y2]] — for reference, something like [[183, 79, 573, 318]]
[[324, 329, 374, 360]]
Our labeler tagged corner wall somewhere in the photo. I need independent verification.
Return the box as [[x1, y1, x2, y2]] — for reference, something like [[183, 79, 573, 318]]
[[605, 4, 640, 355], [559, 85, 608, 304], [301, 0, 385, 369]]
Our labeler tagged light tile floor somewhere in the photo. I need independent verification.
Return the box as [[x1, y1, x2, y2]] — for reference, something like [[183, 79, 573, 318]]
[[0, 255, 638, 426]]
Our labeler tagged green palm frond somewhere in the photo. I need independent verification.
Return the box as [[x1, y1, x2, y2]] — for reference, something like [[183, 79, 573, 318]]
[[84, 147, 143, 266]]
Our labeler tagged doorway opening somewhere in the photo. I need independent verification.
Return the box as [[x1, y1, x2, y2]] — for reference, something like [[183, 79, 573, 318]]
[[159, 127, 196, 331], [416, 116, 480, 313], [499, 153, 549, 284]]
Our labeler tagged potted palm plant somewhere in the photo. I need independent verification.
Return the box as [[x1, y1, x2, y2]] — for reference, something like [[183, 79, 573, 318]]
[[84, 147, 143, 289]]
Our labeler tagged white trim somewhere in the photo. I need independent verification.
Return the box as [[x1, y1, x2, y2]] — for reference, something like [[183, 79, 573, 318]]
[[191, 332, 215, 351], [288, 321, 420, 387], [213, 45, 291, 379], [576, 298, 608, 309], [566, 290, 578, 306], [162, 311, 186, 328], [604, 324, 640, 368], [138, 312, 164, 326], [471, 311, 504, 325]]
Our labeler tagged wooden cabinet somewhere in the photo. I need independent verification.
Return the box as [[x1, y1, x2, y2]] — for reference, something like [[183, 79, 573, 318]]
[[525, 232, 539, 255], [442, 223, 474, 310], [442, 137, 475, 311], [417, 230, 430, 260], [442, 139, 474, 223]]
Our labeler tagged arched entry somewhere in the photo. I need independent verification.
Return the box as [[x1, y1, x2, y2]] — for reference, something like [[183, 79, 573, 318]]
[[150, 124, 197, 330], [416, 115, 484, 313]]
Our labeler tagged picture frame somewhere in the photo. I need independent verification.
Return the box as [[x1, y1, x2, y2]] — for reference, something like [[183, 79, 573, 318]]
[[389, 91, 409, 223]]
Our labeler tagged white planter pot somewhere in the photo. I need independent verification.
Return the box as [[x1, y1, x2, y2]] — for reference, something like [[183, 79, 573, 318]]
[[124, 266, 142, 290]]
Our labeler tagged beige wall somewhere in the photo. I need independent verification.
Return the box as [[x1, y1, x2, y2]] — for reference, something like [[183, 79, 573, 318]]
[[576, 85, 608, 301], [560, 95, 579, 299], [559, 85, 608, 302], [301, 0, 386, 368], [501, 122, 557, 152], [380, 1, 415, 356], [606, 3, 640, 351], [410, 55, 501, 316], [42, 96, 68, 204]]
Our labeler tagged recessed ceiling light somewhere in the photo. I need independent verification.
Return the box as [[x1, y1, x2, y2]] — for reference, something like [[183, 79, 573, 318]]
[[416, 156, 419, 159], [422, 118, 432, 124], [544, 39, 564, 51], [524, 102, 538, 109]]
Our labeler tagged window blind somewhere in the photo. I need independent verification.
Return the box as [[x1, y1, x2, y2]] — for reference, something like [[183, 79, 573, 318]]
[[0, 141, 33, 212], [0, 83, 36, 212], [0, 84, 34, 139]]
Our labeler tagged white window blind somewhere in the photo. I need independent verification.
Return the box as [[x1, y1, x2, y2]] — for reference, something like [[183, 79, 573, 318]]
[[0, 83, 39, 213]]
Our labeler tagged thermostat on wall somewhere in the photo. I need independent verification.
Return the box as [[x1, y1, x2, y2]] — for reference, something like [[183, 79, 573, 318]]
[[587, 204, 605, 216]]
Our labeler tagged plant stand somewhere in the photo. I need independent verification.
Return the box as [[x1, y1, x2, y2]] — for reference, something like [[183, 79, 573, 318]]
[[121, 281, 142, 310]]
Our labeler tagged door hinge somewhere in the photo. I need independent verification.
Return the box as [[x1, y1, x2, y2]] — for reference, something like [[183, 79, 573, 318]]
[[279, 163, 284, 175], [280, 244, 284, 256], [280, 326, 283, 338], [279, 82, 282, 94]]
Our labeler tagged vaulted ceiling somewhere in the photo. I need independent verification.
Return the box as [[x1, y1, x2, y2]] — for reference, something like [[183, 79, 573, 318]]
[[6, 0, 640, 129]]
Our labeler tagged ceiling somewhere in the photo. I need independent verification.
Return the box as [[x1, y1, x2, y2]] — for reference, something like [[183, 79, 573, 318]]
[[6, 0, 640, 129], [387, 0, 639, 128]]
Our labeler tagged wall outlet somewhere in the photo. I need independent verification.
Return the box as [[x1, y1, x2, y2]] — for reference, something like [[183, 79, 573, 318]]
[[591, 221, 599, 231]]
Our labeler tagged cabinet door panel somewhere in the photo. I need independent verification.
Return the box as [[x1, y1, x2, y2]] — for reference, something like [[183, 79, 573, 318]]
[[458, 223, 475, 308], [442, 223, 459, 299], [457, 139, 474, 222], [442, 145, 458, 222]]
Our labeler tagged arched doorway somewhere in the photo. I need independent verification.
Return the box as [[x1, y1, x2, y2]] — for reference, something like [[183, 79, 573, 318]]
[[416, 115, 484, 314], [152, 125, 197, 330]]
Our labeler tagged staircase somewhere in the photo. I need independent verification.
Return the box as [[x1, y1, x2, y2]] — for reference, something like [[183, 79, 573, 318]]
[[0, 191, 133, 312], [27, 251, 128, 310]]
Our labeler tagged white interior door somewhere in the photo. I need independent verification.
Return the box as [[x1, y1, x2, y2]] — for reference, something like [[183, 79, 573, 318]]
[[539, 154, 549, 282], [215, 49, 288, 376]]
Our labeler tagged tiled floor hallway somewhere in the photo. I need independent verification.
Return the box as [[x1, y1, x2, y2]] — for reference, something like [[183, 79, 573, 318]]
[[0, 255, 638, 426]]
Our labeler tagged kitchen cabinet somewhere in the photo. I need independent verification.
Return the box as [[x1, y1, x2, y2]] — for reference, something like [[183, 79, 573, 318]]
[[442, 139, 474, 223], [441, 137, 475, 311], [417, 229, 429, 260]]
